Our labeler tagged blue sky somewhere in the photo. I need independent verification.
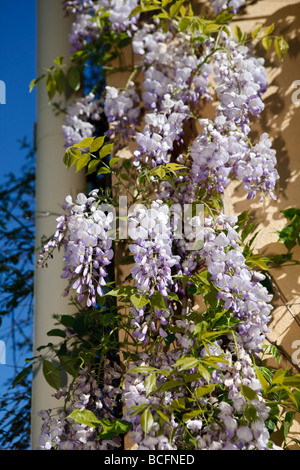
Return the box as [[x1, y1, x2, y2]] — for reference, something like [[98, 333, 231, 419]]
[[0, 1, 36, 395]]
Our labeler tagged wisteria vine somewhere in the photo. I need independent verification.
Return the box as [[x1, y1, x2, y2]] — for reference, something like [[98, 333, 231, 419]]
[[31, 0, 300, 452]]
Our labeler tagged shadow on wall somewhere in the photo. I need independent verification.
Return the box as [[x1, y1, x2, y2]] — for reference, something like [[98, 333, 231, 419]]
[[226, 2, 300, 450], [231, 2, 300, 215]]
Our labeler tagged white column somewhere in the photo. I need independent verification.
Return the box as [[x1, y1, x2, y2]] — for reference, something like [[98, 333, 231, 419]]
[[31, 0, 85, 449]]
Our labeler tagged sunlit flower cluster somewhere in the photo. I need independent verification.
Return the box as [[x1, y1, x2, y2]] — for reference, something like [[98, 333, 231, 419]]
[[37, 0, 284, 453]]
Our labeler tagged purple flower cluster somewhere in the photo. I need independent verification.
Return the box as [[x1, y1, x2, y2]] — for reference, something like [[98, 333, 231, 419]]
[[200, 213, 273, 352], [128, 201, 180, 296], [99, 0, 139, 35], [62, 92, 103, 147], [190, 119, 278, 199], [209, 0, 246, 15], [213, 33, 268, 134], [38, 364, 123, 450], [36, 0, 284, 452], [122, 344, 276, 450], [39, 191, 114, 307], [127, 201, 180, 344], [62, 0, 95, 15], [131, 23, 213, 167], [104, 82, 141, 140]]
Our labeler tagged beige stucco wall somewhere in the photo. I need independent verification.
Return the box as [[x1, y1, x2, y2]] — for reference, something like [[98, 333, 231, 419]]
[[222, 0, 300, 449]]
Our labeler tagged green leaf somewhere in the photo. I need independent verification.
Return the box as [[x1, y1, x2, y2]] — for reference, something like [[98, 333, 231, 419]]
[[195, 384, 215, 399], [156, 409, 170, 423], [247, 253, 269, 270], [281, 208, 300, 221], [235, 24, 243, 42], [140, 408, 154, 435], [244, 403, 259, 423], [237, 210, 250, 230], [128, 366, 158, 375], [241, 221, 257, 241], [145, 373, 157, 396], [29, 74, 45, 92], [99, 418, 132, 440], [129, 5, 143, 17], [251, 24, 262, 39], [53, 55, 64, 66], [155, 380, 183, 393], [197, 364, 210, 384], [67, 66, 81, 91], [170, 398, 186, 410], [12, 365, 32, 388], [68, 409, 101, 428], [241, 384, 258, 401], [53, 67, 66, 94], [97, 166, 111, 175], [174, 356, 199, 371], [150, 290, 168, 311], [42, 359, 61, 390], [283, 411, 295, 442], [130, 294, 150, 309], [178, 17, 192, 32], [170, 0, 185, 17], [274, 36, 289, 59], [282, 373, 300, 387], [109, 157, 121, 167], [149, 166, 166, 179], [47, 328, 66, 338], [254, 365, 269, 393], [261, 36, 272, 51], [73, 137, 94, 148], [100, 143, 114, 159], [264, 23, 275, 36], [59, 355, 80, 377], [46, 73, 56, 101], [272, 368, 287, 385], [106, 285, 136, 297], [90, 136, 105, 152], [76, 153, 91, 172], [86, 159, 100, 175], [183, 409, 204, 422]]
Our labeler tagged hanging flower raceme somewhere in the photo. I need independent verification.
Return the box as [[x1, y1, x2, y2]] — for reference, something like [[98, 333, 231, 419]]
[[104, 82, 141, 140], [62, 92, 103, 147], [126, 200, 181, 344], [209, 0, 246, 15], [38, 191, 114, 307], [199, 213, 273, 353], [123, 343, 276, 450], [33, 0, 295, 453], [38, 363, 123, 450], [131, 23, 213, 168], [213, 32, 268, 135], [99, 0, 139, 34], [190, 119, 279, 200]]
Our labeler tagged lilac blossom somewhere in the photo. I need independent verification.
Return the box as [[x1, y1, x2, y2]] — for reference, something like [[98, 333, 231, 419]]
[[37, 364, 123, 450], [209, 0, 246, 15], [127, 201, 180, 344], [190, 119, 278, 199], [104, 82, 141, 139], [38, 191, 114, 307], [99, 0, 139, 34], [62, 92, 103, 147], [213, 32, 268, 134]]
